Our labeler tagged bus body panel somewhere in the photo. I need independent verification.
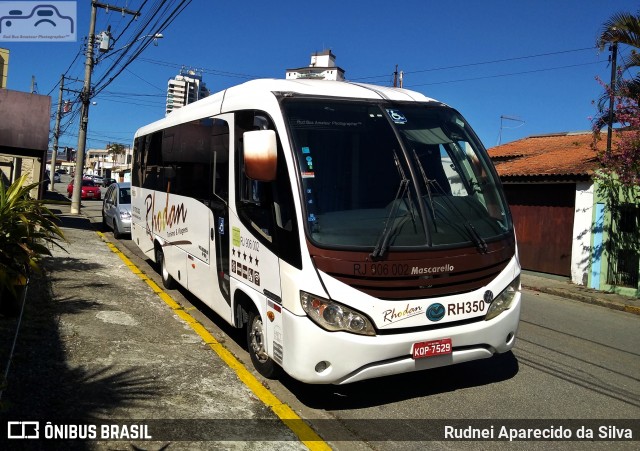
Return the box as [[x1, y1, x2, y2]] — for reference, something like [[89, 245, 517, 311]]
[[228, 215, 282, 307]]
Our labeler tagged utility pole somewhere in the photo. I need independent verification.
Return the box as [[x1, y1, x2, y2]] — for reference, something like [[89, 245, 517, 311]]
[[70, 3, 97, 214], [70, 1, 140, 215], [606, 41, 618, 157], [50, 74, 65, 191], [393, 65, 398, 88]]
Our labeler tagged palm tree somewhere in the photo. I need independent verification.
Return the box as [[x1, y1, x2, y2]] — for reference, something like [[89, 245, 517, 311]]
[[594, 11, 640, 129], [106, 143, 126, 177]]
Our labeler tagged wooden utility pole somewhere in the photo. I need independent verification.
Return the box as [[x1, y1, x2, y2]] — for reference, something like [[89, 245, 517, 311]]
[[50, 74, 65, 191], [606, 42, 618, 157], [70, 1, 140, 214]]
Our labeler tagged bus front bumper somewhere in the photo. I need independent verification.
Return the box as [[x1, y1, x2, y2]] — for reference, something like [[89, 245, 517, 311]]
[[278, 294, 521, 384]]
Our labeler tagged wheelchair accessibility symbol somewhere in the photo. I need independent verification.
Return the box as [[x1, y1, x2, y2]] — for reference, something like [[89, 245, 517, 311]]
[[0, 2, 76, 42]]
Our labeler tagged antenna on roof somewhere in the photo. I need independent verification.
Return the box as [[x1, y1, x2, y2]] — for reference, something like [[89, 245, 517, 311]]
[[497, 115, 525, 146]]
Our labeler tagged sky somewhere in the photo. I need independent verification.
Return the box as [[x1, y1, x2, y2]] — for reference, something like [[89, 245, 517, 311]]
[[1, 0, 639, 153]]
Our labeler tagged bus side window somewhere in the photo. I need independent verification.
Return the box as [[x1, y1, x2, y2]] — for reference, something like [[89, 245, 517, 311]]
[[211, 120, 230, 204]]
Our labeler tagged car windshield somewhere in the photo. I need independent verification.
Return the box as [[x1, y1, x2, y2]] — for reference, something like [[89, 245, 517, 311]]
[[283, 99, 511, 250], [81, 180, 96, 186], [119, 188, 131, 204]]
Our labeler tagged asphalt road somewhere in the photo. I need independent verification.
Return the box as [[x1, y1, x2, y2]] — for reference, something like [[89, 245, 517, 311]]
[[65, 187, 640, 449]]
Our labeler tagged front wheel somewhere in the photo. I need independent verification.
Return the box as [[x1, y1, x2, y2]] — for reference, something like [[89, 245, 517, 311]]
[[156, 246, 176, 289], [113, 219, 121, 239], [246, 310, 279, 379]]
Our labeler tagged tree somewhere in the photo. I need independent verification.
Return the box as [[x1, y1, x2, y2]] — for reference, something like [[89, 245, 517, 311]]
[[593, 10, 640, 188], [106, 142, 126, 166], [0, 175, 66, 314]]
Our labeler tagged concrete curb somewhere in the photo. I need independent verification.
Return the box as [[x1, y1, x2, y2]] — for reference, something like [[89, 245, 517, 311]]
[[522, 283, 640, 316]]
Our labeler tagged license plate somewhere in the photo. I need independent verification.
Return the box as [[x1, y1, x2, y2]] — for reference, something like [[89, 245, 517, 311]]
[[87, 192, 93, 197], [412, 338, 452, 359]]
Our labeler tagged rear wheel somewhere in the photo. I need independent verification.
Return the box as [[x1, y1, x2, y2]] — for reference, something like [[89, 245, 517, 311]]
[[155, 246, 176, 289], [246, 310, 279, 379]]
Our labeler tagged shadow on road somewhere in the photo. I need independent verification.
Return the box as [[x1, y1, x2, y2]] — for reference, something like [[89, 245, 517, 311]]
[[277, 351, 519, 410]]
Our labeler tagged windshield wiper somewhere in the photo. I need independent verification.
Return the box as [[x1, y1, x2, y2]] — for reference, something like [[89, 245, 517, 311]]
[[412, 148, 438, 232], [370, 150, 412, 260], [412, 149, 488, 253]]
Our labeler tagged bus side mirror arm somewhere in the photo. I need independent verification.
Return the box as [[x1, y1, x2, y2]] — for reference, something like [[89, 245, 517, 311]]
[[243, 130, 277, 182]]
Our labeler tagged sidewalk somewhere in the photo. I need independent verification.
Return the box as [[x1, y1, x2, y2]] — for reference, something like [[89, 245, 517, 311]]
[[521, 270, 640, 316]]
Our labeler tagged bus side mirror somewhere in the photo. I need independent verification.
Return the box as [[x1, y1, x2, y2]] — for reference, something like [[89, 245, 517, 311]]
[[243, 130, 277, 182]]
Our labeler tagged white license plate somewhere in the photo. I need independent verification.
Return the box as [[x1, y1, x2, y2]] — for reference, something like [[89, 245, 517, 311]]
[[412, 338, 452, 359]]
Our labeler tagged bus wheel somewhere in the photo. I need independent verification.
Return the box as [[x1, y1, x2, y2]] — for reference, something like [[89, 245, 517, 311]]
[[246, 310, 279, 379], [156, 246, 176, 289]]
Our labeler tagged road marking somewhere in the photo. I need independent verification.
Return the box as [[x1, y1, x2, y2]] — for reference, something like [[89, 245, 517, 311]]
[[97, 232, 330, 450]]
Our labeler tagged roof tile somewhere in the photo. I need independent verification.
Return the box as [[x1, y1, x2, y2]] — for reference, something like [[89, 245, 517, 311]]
[[488, 131, 604, 178]]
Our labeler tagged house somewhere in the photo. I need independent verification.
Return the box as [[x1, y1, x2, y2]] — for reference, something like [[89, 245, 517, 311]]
[[489, 131, 599, 285], [489, 131, 639, 297], [0, 89, 51, 199], [86, 146, 132, 179]]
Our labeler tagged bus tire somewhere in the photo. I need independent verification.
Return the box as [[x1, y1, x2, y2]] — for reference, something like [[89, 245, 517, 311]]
[[246, 309, 279, 379], [156, 246, 176, 289]]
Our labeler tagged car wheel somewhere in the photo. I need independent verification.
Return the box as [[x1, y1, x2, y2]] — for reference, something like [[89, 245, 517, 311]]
[[102, 213, 108, 230], [155, 246, 176, 289], [246, 309, 279, 379], [113, 219, 121, 239]]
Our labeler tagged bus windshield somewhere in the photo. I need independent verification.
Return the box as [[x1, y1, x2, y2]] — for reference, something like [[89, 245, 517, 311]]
[[283, 99, 511, 251]]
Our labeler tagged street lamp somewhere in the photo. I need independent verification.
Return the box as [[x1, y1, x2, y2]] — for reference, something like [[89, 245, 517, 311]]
[[96, 33, 164, 61]]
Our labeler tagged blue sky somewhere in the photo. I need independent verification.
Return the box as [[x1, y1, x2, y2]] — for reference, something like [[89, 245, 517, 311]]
[[2, 0, 639, 152]]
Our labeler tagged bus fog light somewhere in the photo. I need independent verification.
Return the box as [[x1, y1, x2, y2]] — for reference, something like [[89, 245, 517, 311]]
[[301, 291, 376, 336], [485, 276, 520, 321], [315, 361, 330, 373]]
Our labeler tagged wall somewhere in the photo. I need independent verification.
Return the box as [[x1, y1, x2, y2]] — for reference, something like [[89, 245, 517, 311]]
[[571, 181, 594, 285], [589, 178, 640, 297], [0, 90, 51, 152]]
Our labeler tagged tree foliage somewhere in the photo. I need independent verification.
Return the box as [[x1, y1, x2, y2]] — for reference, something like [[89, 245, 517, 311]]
[[593, 10, 640, 189], [106, 142, 126, 162], [0, 175, 67, 296]]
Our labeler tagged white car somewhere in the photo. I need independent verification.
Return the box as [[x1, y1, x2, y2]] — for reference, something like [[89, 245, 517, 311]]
[[102, 182, 131, 238]]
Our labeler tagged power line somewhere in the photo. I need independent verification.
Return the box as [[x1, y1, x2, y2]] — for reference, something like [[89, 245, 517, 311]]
[[405, 61, 604, 88], [136, 56, 263, 79], [351, 46, 598, 82], [92, 0, 193, 96]]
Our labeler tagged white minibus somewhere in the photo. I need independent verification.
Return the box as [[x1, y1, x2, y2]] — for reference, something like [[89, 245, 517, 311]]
[[131, 78, 521, 384]]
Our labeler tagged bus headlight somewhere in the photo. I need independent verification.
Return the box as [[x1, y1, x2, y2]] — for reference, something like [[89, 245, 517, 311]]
[[300, 291, 376, 336], [485, 275, 520, 321]]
